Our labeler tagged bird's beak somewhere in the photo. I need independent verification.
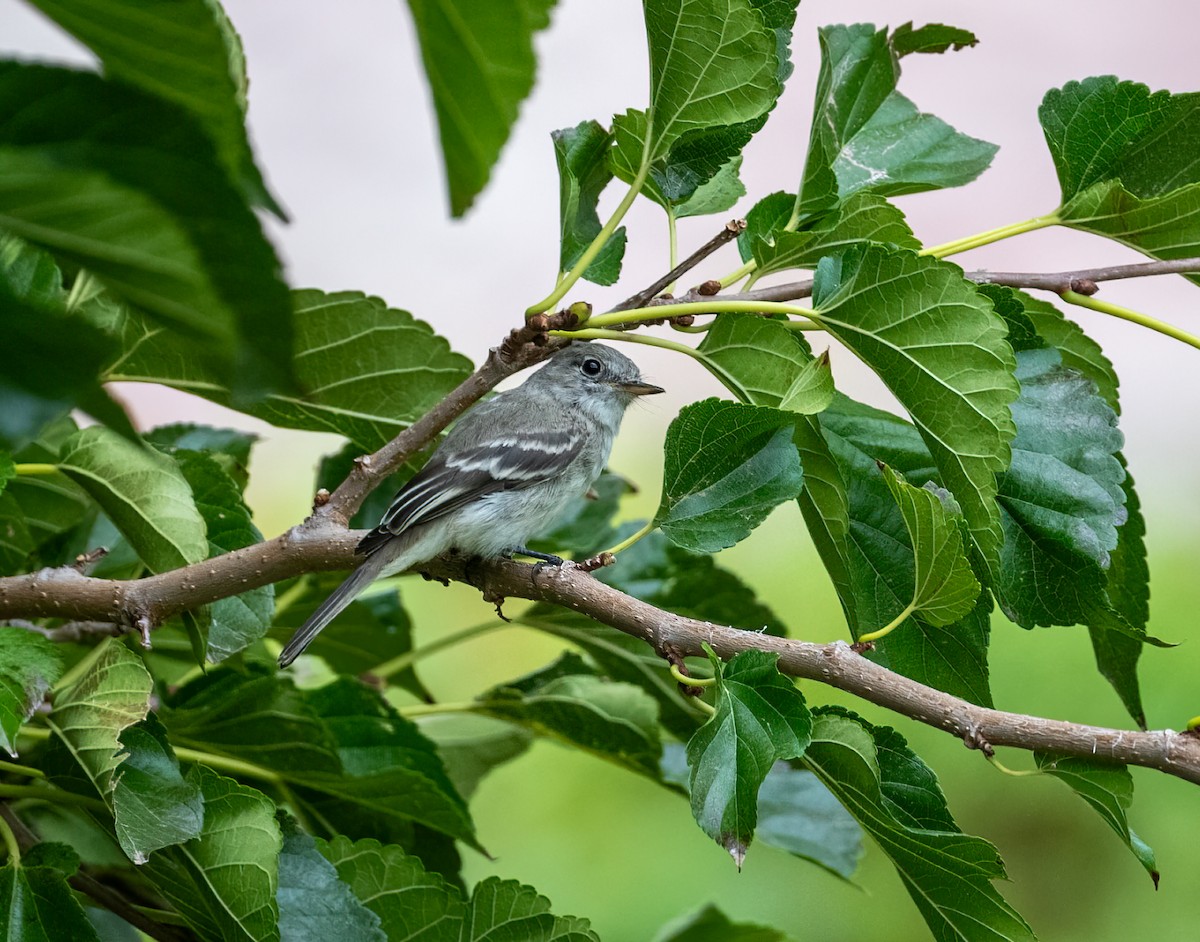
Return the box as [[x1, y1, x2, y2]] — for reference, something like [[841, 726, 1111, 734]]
[[615, 381, 665, 396]]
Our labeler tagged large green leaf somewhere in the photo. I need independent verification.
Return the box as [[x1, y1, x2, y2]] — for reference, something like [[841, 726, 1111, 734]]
[[686, 648, 812, 867], [1042, 77, 1200, 279], [805, 709, 1036, 942], [0, 628, 62, 755], [174, 450, 273, 663], [58, 426, 207, 574], [416, 713, 532, 800], [1, 418, 92, 560], [143, 766, 281, 942], [818, 398, 993, 706], [0, 863, 102, 942], [552, 121, 626, 285], [405, 0, 556, 216], [23, 0, 280, 215], [1034, 753, 1158, 885], [0, 235, 130, 450], [103, 288, 473, 451], [889, 22, 978, 57], [654, 398, 804, 553], [800, 24, 996, 215], [111, 715, 204, 864], [696, 313, 819, 405], [146, 423, 259, 492], [610, 0, 797, 206], [45, 641, 152, 807], [472, 653, 662, 779], [462, 877, 599, 941], [276, 815, 385, 942], [810, 244, 1018, 568], [879, 466, 980, 629], [0, 63, 293, 395]]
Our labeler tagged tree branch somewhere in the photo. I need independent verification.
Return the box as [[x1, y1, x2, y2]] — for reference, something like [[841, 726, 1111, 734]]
[[611, 219, 746, 313], [2, 534, 1196, 787]]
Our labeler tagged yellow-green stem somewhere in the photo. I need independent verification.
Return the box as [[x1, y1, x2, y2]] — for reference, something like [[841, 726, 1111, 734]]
[[399, 702, 476, 719], [171, 745, 283, 785], [1062, 290, 1200, 352], [857, 602, 916, 644], [693, 697, 716, 717], [988, 755, 1042, 778], [0, 813, 19, 867], [527, 166, 651, 315], [13, 464, 57, 476], [372, 620, 506, 681], [669, 663, 715, 687], [719, 259, 758, 289], [0, 760, 43, 779], [599, 519, 657, 557], [921, 214, 1060, 258], [0, 782, 106, 811], [585, 298, 817, 329]]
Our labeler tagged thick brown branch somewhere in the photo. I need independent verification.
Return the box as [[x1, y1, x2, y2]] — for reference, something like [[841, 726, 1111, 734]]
[[2, 536, 1196, 787]]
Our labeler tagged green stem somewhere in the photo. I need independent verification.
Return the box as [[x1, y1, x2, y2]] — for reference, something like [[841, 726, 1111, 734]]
[[921, 213, 1060, 259], [0, 813, 19, 868], [170, 746, 283, 785], [584, 298, 818, 329], [372, 620, 507, 681], [399, 702, 476, 719], [719, 258, 758, 289], [666, 209, 679, 292], [0, 760, 44, 779], [1062, 290, 1200, 352], [556, 327, 706, 360], [13, 464, 57, 476], [693, 697, 716, 717], [0, 782, 106, 811], [669, 663, 715, 687], [987, 755, 1042, 778], [599, 519, 657, 557], [527, 166, 651, 316], [857, 602, 916, 644]]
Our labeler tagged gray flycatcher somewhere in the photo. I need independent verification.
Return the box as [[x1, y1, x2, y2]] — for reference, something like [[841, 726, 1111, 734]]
[[279, 342, 663, 667]]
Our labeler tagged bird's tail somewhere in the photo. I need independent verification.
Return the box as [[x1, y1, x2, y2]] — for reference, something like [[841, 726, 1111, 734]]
[[278, 556, 383, 668]]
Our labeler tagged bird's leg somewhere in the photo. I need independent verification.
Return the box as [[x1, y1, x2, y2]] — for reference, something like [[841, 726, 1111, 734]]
[[506, 546, 566, 566]]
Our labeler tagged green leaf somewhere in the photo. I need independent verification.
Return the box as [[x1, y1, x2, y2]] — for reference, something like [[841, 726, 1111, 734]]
[[416, 714, 532, 799], [696, 313, 819, 406], [672, 155, 746, 219], [104, 288, 473, 451], [276, 815, 385, 942], [0, 863, 102, 942], [0, 235, 131, 450], [111, 715, 204, 864], [472, 653, 663, 779], [751, 192, 918, 278], [552, 121, 626, 285], [779, 349, 834, 415], [993, 347, 1127, 628], [686, 648, 813, 867], [654, 398, 804, 553], [1042, 77, 1200, 278], [2, 418, 91, 557], [321, 837, 598, 941], [0, 63, 294, 396], [816, 397, 993, 706], [0, 628, 62, 755], [661, 743, 863, 879], [20, 842, 80, 876], [640, 0, 786, 162], [801, 24, 996, 215], [23, 0, 281, 215], [319, 835, 465, 941], [45, 640, 152, 808], [174, 451, 273, 663], [879, 465, 981, 628], [805, 709, 1036, 941], [738, 191, 796, 261], [405, 0, 555, 216], [653, 904, 790, 942], [145, 424, 258, 492], [0, 453, 13, 496], [811, 244, 1018, 568], [142, 766, 281, 942], [58, 426, 207, 574], [0, 492, 35, 574], [1034, 753, 1158, 885], [889, 22, 979, 56]]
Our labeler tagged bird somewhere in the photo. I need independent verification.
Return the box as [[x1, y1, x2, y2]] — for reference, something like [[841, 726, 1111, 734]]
[[278, 342, 664, 667]]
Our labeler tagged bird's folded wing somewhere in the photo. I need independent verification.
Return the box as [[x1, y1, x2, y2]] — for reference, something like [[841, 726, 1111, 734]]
[[357, 426, 585, 555]]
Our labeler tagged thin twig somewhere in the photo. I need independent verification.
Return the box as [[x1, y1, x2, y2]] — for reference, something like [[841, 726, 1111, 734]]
[[610, 219, 746, 313]]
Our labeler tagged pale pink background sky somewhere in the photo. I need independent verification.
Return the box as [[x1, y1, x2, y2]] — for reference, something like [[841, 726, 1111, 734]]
[[4, 0, 1199, 533]]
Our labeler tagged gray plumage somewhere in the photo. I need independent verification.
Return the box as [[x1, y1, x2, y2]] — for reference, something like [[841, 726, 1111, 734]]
[[279, 342, 663, 667]]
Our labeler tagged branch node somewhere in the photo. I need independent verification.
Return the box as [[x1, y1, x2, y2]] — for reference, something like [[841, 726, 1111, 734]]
[[850, 640, 875, 655], [312, 488, 331, 509], [576, 552, 615, 573], [660, 646, 706, 698], [1070, 278, 1099, 296], [72, 547, 109, 573], [135, 615, 153, 649], [962, 724, 995, 758], [697, 279, 722, 296]]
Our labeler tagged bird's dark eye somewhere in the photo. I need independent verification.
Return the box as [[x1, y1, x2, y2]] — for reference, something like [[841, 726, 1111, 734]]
[[581, 357, 603, 377]]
